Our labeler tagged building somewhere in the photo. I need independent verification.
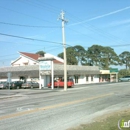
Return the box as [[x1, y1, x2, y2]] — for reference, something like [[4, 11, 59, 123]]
[[100, 69, 118, 82], [11, 52, 64, 66], [0, 52, 101, 88]]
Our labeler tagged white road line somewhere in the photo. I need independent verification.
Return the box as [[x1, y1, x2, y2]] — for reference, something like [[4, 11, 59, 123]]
[[17, 105, 34, 112]]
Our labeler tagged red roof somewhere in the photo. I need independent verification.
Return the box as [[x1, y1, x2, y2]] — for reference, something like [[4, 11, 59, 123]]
[[19, 52, 41, 61], [19, 52, 63, 64]]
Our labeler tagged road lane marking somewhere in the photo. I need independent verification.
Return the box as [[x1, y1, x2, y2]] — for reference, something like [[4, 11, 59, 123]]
[[0, 93, 113, 121], [17, 105, 34, 112]]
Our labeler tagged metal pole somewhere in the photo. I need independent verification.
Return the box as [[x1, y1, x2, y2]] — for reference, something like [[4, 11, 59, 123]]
[[51, 60, 54, 89], [39, 66, 41, 89], [60, 11, 67, 91]]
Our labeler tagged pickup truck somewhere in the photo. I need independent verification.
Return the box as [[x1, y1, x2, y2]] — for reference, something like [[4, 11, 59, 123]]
[[48, 78, 74, 88]]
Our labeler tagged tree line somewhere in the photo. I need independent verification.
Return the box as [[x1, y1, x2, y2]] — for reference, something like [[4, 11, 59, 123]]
[[57, 45, 130, 70]]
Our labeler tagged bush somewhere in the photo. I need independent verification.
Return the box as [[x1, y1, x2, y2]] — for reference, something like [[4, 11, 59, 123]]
[[118, 69, 130, 78]]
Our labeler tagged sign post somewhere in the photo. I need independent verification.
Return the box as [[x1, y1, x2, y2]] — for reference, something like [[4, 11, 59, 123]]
[[39, 59, 54, 89], [7, 72, 12, 96]]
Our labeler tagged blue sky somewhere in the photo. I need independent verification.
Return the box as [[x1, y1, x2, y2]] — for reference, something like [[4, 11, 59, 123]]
[[0, 0, 130, 68]]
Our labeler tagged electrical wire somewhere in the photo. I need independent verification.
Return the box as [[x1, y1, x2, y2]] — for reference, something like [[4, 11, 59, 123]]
[[0, 21, 61, 28], [17, 0, 60, 15], [20, 0, 122, 45], [0, 5, 57, 25], [26, 1, 128, 47], [0, 32, 63, 45], [0, 32, 73, 48], [66, 11, 129, 46]]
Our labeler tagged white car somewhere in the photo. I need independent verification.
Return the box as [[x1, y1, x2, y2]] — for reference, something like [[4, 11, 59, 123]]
[[119, 76, 130, 82]]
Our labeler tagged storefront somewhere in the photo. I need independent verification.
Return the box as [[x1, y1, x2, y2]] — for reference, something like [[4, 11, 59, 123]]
[[0, 63, 100, 88], [100, 68, 118, 82]]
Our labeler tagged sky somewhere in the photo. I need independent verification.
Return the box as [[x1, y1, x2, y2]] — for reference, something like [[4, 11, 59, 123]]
[[0, 0, 130, 68]]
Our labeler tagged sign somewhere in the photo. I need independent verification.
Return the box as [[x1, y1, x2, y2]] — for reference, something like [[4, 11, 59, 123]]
[[110, 68, 118, 73], [39, 61, 51, 70]]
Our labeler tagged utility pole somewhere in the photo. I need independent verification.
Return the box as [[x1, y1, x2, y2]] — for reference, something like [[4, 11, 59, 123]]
[[59, 11, 68, 91]]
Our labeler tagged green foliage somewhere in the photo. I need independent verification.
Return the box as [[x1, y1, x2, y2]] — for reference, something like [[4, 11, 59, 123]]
[[119, 51, 130, 69], [66, 47, 78, 65], [86, 45, 104, 67], [57, 44, 129, 69], [86, 45, 119, 69], [73, 45, 87, 65], [58, 47, 78, 65], [36, 51, 45, 56], [118, 69, 130, 78]]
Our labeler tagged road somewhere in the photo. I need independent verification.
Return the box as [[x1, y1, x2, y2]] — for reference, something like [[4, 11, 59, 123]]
[[0, 82, 130, 130]]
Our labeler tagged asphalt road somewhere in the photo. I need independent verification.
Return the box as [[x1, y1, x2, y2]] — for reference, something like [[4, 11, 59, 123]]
[[0, 82, 130, 130]]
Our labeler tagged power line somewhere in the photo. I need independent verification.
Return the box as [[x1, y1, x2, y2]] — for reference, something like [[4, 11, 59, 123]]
[[18, 0, 121, 45], [17, 0, 60, 15], [0, 32, 73, 47], [0, 40, 45, 46], [0, 21, 61, 28], [0, 45, 62, 60], [0, 32, 129, 49], [0, 5, 57, 25], [66, 11, 128, 46], [0, 32, 63, 45], [19, 1, 127, 48]]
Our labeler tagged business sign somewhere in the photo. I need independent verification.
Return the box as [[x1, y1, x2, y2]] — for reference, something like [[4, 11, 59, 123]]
[[39, 61, 51, 70], [110, 68, 118, 73]]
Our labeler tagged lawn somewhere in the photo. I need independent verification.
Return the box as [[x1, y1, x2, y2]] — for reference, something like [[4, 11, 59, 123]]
[[68, 108, 130, 130]]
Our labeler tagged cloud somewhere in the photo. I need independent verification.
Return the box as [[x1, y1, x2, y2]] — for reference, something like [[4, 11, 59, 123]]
[[69, 6, 130, 26], [109, 19, 130, 26]]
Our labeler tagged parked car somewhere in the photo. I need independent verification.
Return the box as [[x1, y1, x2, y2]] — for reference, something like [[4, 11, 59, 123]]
[[0, 82, 9, 89], [10, 81, 23, 89], [119, 76, 130, 82], [48, 78, 74, 88], [21, 81, 39, 89]]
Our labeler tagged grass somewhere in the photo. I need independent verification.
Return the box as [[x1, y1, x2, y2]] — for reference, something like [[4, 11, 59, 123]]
[[68, 108, 130, 130]]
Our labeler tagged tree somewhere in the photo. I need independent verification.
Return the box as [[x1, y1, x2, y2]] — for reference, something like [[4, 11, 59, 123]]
[[100, 46, 119, 69], [36, 51, 45, 57], [86, 45, 104, 68], [119, 51, 130, 69], [73, 45, 87, 65], [86, 45, 119, 69], [58, 47, 78, 65], [118, 69, 130, 78]]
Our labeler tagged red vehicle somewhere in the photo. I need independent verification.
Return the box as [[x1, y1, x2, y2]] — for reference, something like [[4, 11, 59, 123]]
[[48, 78, 74, 88]]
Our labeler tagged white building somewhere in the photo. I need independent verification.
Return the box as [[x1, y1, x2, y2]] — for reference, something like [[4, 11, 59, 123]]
[[0, 52, 100, 87]]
